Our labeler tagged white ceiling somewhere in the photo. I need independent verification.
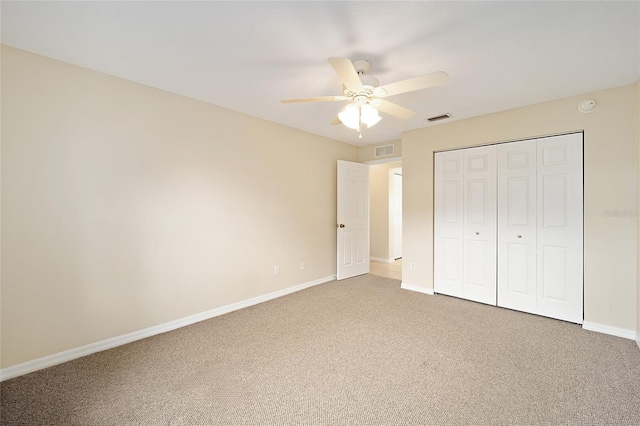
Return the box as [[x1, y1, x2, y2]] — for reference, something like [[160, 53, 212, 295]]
[[2, 1, 639, 146]]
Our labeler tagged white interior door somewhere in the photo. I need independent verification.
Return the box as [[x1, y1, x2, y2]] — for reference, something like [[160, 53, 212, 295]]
[[462, 145, 497, 305], [434, 150, 464, 297], [536, 134, 583, 323], [337, 160, 370, 280], [497, 140, 538, 313], [392, 172, 403, 260]]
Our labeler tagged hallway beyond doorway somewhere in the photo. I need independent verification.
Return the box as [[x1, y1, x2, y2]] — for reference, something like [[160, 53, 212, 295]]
[[370, 259, 402, 280]]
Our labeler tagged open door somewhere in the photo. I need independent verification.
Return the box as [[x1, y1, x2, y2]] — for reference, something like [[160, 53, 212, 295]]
[[337, 160, 370, 280]]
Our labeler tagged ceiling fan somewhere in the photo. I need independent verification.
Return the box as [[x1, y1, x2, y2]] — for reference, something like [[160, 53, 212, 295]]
[[281, 57, 448, 137]]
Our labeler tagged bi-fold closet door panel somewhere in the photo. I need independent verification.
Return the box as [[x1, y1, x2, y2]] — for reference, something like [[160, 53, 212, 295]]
[[497, 141, 538, 314], [434, 145, 497, 305], [434, 151, 464, 298], [534, 134, 583, 323], [497, 134, 583, 323], [462, 146, 497, 305]]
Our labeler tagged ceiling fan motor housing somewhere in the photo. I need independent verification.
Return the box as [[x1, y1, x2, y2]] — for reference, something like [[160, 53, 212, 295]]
[[342, 59, 379, 99], [352, 59, 371, 74], [358, 74, 379, 88], [344, 77, 379, 97], [353, 95, 369, 106]]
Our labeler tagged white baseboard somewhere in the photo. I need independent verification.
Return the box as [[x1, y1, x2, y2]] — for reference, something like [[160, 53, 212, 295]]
[[582, 321, 637, 340], [370, 256, 392, 263], [0, 275, 336, 382], [400, 282, 434, 295]]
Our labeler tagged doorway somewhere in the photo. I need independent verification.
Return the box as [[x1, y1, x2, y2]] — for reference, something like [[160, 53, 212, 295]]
[[368, 161, 402, 279]]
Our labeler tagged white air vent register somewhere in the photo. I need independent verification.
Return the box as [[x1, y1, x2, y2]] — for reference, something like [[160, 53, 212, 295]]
[[375, 144, 395, 157]]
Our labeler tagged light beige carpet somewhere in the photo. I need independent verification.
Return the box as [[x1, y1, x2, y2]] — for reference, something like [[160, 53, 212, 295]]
[[2, 274, 640, 425]]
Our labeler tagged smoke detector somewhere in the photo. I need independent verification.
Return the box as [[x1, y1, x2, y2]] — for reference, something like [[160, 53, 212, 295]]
[[578, 100, 597, 113]]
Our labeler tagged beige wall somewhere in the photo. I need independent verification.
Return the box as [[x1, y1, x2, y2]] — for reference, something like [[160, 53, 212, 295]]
[[369, 162, 402, 260], [0, 46, 358, 368], [402, 83, 638, 332]]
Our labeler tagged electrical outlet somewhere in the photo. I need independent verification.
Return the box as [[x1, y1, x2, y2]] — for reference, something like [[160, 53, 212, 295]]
[[274, 266, 280, 275], [300, 262, 305, 271], [410, 262, 416, 270]]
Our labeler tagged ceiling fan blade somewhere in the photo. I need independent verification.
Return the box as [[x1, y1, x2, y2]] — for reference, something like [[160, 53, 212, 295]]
[[376, 100, 416, 120], [281, 96, 348, 104], [329, 116, 342, 125], [377, 71, 448, 97], [327, 57, 362, 88]]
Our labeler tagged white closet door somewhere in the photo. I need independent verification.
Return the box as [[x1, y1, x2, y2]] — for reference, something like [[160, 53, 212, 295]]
[[462, 145, 497, 305], [497, 141, 538, 313], [536, 134, 583, 323], [434, 151, 464, 298], [436, 134, 583, 323]]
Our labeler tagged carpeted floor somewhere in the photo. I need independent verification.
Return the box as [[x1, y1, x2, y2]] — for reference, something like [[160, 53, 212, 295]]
[[2, 274, 639, 425]]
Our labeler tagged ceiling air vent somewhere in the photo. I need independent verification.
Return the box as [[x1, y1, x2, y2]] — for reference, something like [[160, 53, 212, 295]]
[[427, 113, 452, 122], [375, 144, 395, 157]]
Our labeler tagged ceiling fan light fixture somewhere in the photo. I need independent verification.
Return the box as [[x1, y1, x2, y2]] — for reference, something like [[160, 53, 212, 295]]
[[338, 103, 382, 130], [338, 104, 360, 130], [361, 104, 381, 128]]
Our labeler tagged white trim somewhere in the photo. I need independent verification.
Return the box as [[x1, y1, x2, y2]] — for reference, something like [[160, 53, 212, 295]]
[[582, 321, 637, 340], [0, 275, 336, 382], [370, 256, 393, 263], [401, 282, 434, 295]]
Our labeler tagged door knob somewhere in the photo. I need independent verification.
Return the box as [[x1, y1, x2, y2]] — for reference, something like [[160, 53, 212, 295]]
[[517, 235, 522, 238], [338, 224, 345, 228], [475, 232, 479, 235]]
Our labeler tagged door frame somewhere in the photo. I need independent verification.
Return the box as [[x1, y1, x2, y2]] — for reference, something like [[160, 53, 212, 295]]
[[389, 167, 403, 261]]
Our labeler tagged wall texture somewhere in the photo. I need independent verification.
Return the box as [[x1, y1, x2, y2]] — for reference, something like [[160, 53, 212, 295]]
[[1, 46, 358, 368], [402, 83, 638, 332]]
